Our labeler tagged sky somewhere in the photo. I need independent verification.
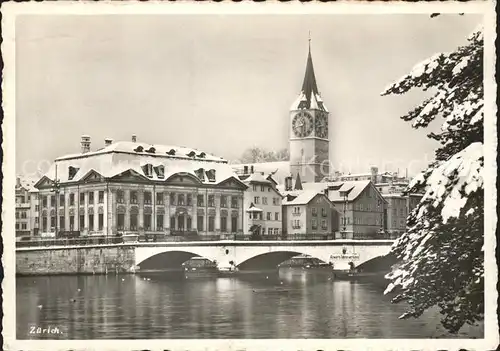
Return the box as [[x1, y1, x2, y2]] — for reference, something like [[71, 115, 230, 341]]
[[15, 14, 482, 177]]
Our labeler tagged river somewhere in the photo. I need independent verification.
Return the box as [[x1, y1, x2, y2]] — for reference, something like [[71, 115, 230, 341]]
[[16, 269, 483, 339]]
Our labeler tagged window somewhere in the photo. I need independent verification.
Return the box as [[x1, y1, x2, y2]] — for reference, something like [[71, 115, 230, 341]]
[[98, 214, 104, 230], [197, 215, 204, 231], [89, 192, 94, 204], [170, 216, 176, 230], [156, 192, 164, 205], [50, 196, 56, 207], [220, 216, 227, 232], [69, 215, 74, 231], [231, 217, 237, 233], [50, 216, 55, 231], [144, 214, 151, 231], [266, 212, 271, 220], [359, 203, 363, 211], [130, 214, 138, 231], [79, 215, 84, 229], [22, 211, 27, 219], [98, 191, 104, 203], [144, 192, 152, 205], [170, 193, 176, 205], [197, 195, 204, 207], [254, 196, 260, 204], [321, 208, 327, 217], [130, 191, 138, 204], [156, 215, 163, 231], [187, 216, 192, 231], [400, 208, 404, 216], [15, 223, 19, 230], [88, 214, 94, 231], [22, 223, 27, 230], [312, 207, 318, 217], [117, 190, 125, 203], [312, 219, 318, 229], [208, 216, 215, 232], [43, 196, 48, 207], [252, 185, 257, 191], [59, 194, 65, 205], [259, 212, 263, 220], [392, 208, 397, 216], [268, 228, 273, 235], [187, 194, 192, 206], [35, 205, 39, 211], [275, 212, 279, 221], [262, 197, 268, 205], [268, 187, 271, 192], [42, 217, 47, 231], [220, 195, 227, 208], [15, 211, 19, 219], [261, 185, 265, 192], [231, 196, 238, 208], [79, 193, 85, 205], [178, 194, 185, 206], [155, 165, 165, 179], [208, 195, 215, 207], [321, 220, 327, 229], [69, 194, 75, 206], [117, 214, 125, 230], [59, 216, 65, 230]]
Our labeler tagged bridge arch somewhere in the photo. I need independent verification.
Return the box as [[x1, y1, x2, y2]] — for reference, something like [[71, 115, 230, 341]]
[[236, 251, 328, 271], [138, 250, 211, 270]]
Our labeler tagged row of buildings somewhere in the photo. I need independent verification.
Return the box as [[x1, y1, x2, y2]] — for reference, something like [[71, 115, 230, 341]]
[[15, 136, 420, 241]]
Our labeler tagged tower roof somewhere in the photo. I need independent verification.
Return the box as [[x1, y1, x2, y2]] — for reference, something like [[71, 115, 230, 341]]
[[290, 42, 328, 112]]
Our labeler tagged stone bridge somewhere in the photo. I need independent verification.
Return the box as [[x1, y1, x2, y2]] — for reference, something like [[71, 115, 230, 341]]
[[135, 240, 394, 271]]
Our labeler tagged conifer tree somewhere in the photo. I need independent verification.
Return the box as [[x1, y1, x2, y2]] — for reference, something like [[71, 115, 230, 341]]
[[381, 25, 484, 333]]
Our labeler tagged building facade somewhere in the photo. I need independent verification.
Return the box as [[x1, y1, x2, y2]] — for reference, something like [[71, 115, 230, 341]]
[[15, 176, 39, 239], [383, 193, 423, 236], [239, 172, 283, 236], [34, 136, 247, 239], [282, 191, 337, 237], [289, 44, 330, 183]]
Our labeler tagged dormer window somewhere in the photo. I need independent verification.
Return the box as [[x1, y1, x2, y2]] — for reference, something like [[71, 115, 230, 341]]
[[186, 151, 196, 157], [154, 165, 165, 179], [146, 147, 156, 154], [134, 146, 144, 152], [205, 169, 216, 182], [68, 166, 80, 180], [142, 164, 153, 178], [167, 149, 176, 155], [195, 168, 205, 181], [197, 152, 206, 158]]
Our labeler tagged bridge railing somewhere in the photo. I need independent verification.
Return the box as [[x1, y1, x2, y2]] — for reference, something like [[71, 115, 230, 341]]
[[16, 232, 397, 248]]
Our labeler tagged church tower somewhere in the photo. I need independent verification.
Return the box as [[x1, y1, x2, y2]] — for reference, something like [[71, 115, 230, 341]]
[[289, 41, 330, 183]]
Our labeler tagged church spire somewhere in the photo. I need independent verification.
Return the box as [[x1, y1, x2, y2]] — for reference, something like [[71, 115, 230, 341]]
[[290, 35, 328, 112]]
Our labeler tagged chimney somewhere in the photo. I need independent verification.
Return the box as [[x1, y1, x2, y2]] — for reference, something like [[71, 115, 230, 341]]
[[104, 138, 113, 147], [81, 135, 91, 153], [370, 166, 378, 183], [16, 177, 21, 187], [132, 135, 137, 143]]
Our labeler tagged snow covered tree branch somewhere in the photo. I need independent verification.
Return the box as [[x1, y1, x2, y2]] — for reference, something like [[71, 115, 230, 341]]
[[381, 24, 484, 333]]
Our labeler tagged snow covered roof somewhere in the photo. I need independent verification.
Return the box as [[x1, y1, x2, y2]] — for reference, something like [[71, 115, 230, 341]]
[[16, 175, 39, 193], [239, 172, 272, 185], [283, 190, 329, 206], [39, 140, 243, 187], [290, 46, 328, 112], [299, 180, 375, 203], [232, 161, 291, 185]]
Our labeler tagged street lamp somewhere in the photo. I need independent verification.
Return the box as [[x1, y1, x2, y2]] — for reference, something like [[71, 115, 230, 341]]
[[50, 163, 60, 238]]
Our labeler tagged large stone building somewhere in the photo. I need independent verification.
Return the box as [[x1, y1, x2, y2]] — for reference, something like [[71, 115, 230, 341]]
[[34, 136, 247, 239], [289, 44, 330, 183], [238, 170, 283, 236]]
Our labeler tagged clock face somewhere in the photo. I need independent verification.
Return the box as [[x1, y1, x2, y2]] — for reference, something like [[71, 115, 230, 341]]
[[292, 112, 313, 138], [315, 113, 328, 139]]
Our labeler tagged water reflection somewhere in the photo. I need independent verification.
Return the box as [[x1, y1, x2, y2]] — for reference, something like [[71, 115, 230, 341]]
[[16, 270, 483, 339]]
